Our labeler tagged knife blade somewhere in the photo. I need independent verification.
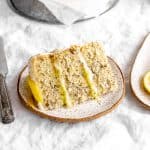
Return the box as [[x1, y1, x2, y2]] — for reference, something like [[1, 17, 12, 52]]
[[0, 37, 15, 124]]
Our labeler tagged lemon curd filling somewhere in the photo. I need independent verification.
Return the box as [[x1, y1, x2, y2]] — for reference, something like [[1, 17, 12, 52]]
[[27, 76, 43, 103], [53, 63, 72, 107], [78, 52, 98, 98]]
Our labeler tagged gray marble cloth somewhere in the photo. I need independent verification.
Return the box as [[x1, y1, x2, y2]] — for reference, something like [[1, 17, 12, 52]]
[[0, 0, 150, 150]]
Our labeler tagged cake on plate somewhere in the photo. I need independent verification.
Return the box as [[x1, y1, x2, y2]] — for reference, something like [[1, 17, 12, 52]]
[[27, 42, 117, 110]]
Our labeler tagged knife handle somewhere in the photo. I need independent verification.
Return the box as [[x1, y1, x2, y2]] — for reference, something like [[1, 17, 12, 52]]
[[0, 74, 14, 124]]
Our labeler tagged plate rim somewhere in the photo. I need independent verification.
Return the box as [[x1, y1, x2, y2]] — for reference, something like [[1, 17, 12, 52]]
[[17, 57, 125, 123]]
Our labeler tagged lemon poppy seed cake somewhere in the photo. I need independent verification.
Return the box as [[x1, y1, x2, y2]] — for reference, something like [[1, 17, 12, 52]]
[[27, 42, 117, 110]]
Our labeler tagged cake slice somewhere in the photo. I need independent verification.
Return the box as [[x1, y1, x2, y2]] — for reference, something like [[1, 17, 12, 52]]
[[28, 42, 117, 110]]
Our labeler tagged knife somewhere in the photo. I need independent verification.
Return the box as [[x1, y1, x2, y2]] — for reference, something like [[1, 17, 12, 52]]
[[0, 37, 14, 124]]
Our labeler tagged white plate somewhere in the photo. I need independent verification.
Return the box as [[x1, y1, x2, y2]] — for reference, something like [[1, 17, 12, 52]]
[[131, 34, 150, 108], [18, 57, 125, 122]]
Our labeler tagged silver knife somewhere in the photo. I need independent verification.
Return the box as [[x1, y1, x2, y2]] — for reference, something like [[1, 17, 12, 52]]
[[0, 37, 14, 124]]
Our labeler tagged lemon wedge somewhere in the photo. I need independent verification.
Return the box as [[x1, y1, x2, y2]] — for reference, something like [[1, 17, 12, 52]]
[[143, 71, 150, 93], [27, 76, 43, 103]]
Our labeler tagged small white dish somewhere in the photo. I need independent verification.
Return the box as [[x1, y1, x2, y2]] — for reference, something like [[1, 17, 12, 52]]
[[131, 33, 150, 108]]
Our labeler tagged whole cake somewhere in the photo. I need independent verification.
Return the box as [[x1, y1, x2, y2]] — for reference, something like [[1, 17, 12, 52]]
[[27, 42, 117, 110]]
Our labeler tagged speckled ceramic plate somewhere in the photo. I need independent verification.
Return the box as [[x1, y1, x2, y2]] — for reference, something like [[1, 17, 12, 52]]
[[17, 57, 125, 122], [130, 34, 150, 109]]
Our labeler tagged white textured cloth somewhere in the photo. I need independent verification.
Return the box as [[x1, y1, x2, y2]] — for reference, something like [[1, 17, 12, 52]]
[[0, 0, 150, 150]]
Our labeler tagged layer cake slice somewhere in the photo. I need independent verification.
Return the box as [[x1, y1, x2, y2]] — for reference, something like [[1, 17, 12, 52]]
[[28, 42, 117, 110]]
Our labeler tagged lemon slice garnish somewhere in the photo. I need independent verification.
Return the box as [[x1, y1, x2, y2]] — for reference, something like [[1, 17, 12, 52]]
[[143, 71, 150, 93], [27, 76, 43, 103]]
